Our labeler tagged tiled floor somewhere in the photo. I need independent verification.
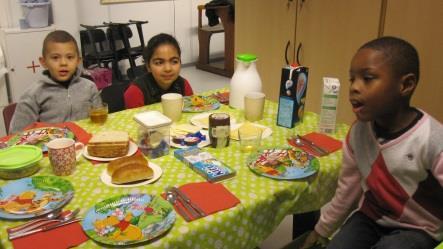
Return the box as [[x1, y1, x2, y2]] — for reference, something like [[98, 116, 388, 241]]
[[180, 64, 230, 93], [181, 65, 294, 249]]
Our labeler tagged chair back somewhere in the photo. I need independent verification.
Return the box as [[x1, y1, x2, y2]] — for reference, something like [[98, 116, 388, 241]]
[[3, 102, 17, 135], [79, 27, 114, 68], [100, 83, 130, 113]]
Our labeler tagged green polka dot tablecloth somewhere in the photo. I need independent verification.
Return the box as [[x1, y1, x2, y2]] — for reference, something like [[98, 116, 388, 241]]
[[0, 94, 349, 249]]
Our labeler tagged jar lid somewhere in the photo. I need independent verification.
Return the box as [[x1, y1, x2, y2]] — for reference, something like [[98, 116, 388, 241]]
[[236, 53, 257, 62], [0, 145, 43, 170], [133, 111, 172, 129]]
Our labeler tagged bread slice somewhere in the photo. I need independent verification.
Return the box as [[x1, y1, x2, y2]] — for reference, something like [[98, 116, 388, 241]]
[[107, 154, 153, 184], [87, 131, 129, 158]]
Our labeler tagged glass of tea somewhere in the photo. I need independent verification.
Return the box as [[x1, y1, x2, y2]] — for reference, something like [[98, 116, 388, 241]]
[[89, 102, 108, 124]]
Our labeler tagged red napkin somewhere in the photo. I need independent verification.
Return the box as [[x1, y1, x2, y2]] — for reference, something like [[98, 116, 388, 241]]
[[288, 132, 343, 157], [11, 220, 88, 249], [164, 182, 240, 221]]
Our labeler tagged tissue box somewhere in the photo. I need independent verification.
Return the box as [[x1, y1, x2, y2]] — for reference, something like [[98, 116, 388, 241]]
[[277, 66, 309, 128], [174, 147, 236, 182]]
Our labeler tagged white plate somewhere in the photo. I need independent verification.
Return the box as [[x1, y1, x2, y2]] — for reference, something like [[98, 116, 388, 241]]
[[100, 162, 162, 188], [190, 112, 237, 129], [170, 130, 211, 149], [83, 141, 138, 162], [230, 123, 273, 140]]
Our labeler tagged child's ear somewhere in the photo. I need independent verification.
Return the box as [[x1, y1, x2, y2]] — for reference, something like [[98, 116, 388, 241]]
[[38, 56, 48, 69], [400, 73, 417, 97]]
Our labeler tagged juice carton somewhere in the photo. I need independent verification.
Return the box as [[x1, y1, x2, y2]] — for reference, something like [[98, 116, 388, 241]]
[[277, 65, 309, 128]]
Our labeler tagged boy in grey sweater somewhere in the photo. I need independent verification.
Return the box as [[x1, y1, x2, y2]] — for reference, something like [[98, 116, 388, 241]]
[[9, 30, 101, 134]]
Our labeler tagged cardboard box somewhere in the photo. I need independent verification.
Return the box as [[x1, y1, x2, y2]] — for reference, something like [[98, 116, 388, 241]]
[[277, 66, 309, 128], [174, 147, 236, 182]]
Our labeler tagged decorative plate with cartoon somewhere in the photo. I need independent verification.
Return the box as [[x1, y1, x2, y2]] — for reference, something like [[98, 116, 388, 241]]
[[82, 194, 175, 246], [247, 147, 319, 180], [0, 176, 74, 219], [183, 95, 220, 112], [7, 127, 75, 152]]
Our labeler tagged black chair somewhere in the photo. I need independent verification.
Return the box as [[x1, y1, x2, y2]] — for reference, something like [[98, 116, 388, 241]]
[[105, 21, 147, 80], [100, 82, 130, 113], [79, 25, 115, 69]]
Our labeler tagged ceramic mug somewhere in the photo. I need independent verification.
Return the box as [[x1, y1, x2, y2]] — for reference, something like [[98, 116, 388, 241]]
[[46, 138, 84, 176]]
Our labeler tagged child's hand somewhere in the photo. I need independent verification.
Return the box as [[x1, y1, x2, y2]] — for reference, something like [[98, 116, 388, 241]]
[[300, 230, 328, 249]]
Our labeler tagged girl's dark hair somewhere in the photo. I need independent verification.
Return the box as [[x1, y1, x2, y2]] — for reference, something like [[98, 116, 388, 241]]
[[42, 30, 79, 56], [360, 36, 420, 82], [143, 33, 181, 63]]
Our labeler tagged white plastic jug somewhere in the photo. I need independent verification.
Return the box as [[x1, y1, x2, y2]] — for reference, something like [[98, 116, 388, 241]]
[[229, 54, 262, 109]]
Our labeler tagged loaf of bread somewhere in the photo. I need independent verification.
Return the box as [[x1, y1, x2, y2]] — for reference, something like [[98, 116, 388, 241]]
[[87, 131, 129, 158], [107, 154, 153, 184]]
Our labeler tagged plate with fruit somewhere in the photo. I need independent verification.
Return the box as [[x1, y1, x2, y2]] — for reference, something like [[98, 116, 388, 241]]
[[183, 95, 220, 113]]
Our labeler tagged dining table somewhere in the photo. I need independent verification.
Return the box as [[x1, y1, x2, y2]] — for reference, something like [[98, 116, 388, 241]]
[[0, 89, 349, 249]]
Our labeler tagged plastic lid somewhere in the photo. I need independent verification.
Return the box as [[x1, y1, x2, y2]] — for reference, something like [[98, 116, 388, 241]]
[[236, 53, 257, 62], [0, 145, 43, 170], [133, 111, 172, 129]]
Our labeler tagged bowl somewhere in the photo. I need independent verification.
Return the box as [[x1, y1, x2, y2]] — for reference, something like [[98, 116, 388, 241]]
[[0, 145, 43, 179]]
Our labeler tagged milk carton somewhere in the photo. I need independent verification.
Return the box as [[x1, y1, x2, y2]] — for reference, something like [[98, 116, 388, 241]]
[[276, 65, 309, 128], [319, 77, 340, 133]]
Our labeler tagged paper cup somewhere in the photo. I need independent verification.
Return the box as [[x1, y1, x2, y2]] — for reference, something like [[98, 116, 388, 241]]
[[244, 92, 265, 121], [161, 93, 183, 122]]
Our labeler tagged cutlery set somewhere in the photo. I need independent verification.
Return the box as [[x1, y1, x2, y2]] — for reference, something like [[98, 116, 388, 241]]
[[7, 208, 81, 240], [289, 134, 329, 156], [166, 187, 206, 222]]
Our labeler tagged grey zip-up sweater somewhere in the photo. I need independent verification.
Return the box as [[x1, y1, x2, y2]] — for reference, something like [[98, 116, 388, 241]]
[[9, 68, 101, 134]]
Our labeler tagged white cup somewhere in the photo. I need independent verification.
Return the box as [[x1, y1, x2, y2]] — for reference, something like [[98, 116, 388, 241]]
[[46, 138, 84, 176], [244, 92, 265, 121], [161, 93, 183, 122]]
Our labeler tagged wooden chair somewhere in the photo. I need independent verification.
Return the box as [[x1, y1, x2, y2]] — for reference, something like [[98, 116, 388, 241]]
[[2, 102, 17, 135], [196, 4, 235, 77]]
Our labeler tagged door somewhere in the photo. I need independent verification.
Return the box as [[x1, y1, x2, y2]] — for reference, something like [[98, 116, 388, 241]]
[[383, 0, 443, 122], [235, 0, 297, 102], [0, 26, 55, 102], [295, 0, 382, 125]]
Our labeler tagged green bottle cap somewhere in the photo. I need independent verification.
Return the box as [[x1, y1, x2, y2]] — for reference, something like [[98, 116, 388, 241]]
[[236, 54, 257, 62]]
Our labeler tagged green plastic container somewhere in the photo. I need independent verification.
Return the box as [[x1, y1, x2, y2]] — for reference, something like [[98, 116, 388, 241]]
[[0, 145, 43, 179]]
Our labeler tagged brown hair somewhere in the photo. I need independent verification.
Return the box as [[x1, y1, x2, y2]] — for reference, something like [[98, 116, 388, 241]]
[[42, 30, 79, 56]]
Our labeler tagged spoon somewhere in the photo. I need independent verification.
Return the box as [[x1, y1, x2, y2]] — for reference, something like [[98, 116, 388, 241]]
[[9, 208, 80, 236], [7, 209, 63, 233], [166, 191, 191, 222], [294, 135, 327, 156], [168, 188, 200, 218]]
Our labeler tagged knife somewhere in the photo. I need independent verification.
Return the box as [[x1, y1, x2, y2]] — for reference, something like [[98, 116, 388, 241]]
[[7, 192, 74, 234], [172, 187, 206, 217], [9, 218, 82, 240], [171, 188, 201, 219], [296, 135, 329, 156]]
